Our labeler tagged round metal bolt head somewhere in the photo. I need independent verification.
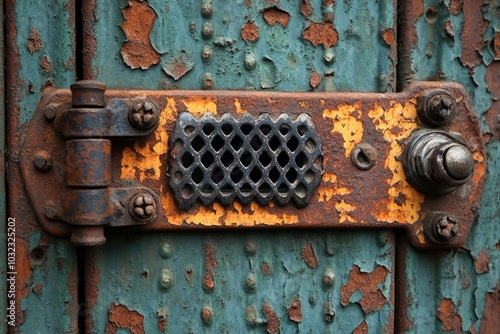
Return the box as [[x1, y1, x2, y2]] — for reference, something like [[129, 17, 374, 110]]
[[419, 90, 456, 126], [44, 205, 58, 220], [44, 104, 57, 120], [129, 99, 159, 129], [33, 152, 52, 172], [159, 268, 175, 290], [435, 215, 459, 242], [201, 307, 213, 325], [129, 193, 157, 222], [443, 145, 474, 180]]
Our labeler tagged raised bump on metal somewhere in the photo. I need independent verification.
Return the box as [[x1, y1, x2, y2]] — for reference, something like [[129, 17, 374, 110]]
[[168, 112, 323, 210]]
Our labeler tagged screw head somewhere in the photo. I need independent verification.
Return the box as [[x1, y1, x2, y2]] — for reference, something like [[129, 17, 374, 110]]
[[418, 89, 456, 126], [129, 193, 157, 222], [425, 212, 460, 243], [129, 99, 159, 129], [44, 104, 57, 120], [33, 151, 52, 171]]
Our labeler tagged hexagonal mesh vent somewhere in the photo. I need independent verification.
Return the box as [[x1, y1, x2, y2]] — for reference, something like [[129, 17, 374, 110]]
[[168, 112, 323, 210]]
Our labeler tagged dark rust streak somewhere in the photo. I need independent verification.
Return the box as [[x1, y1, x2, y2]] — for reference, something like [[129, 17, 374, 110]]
[[437, 298, 462, 333], [105, 303, 145, 334], [287, 298, 302, 323], [460, 1, 488, 68], [82, 0, 98, 78], [263, 7, 291, 28], [301, 244, 318, 268], [353, 320, 368, 334], [479, 281, 500, 333], [474, 249, 490, 274], [203, 243, 218, 292], [302, 22, 338, 48], [241, 21, 260, 42], [27, 27, 42, 53], [121, 0, 161, 70], [340, 265, 388, 313], [263, 301, 280, 334]]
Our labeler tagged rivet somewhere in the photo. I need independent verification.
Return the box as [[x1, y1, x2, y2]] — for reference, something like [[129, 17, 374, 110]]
[[159, 242, 172, 258], [33, 151, 52, 172], [350, 143, 377, 170], [202, 73, 214, 90], [159, 268, 175, 290], [322, 267, 335, 288], [424, 212, 460, 243], [129, 193, 157, 222], [129, 99, 159, 130], [245, 273, 257, 291], [202, 22, 214, 39], [322, 302, 335, 323], [44, 205, 58, 220], [201, 307, 213, 325], [323, 48, 335, 64], [245, 240, 257, 256], [245, 305, 258, 327], [201, 0, 213, 18], [244, 52, 257, 70], [44, 104, 57, 120], [202, 45, 213, 62], [418, 89, 456, 126]]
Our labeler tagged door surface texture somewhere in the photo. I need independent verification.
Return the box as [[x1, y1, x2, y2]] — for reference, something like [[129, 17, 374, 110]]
[[4, 1, 499, 333]]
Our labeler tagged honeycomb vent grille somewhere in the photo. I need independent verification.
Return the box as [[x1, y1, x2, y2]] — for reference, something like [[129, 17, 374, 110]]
[[168, 112, 323, 210]]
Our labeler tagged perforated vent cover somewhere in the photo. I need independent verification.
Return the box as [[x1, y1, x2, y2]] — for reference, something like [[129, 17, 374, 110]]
[[168, 112, 323, 210]]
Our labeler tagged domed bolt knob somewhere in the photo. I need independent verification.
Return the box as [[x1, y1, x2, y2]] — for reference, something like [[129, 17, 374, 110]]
[[443, 145, 475, 181]]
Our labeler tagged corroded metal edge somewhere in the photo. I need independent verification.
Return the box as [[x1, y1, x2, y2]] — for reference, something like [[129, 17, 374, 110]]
[[19, 82, 486, 249]]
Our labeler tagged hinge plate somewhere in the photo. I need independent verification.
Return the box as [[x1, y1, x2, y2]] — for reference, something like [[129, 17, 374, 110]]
[[20, 82, 487, 249]]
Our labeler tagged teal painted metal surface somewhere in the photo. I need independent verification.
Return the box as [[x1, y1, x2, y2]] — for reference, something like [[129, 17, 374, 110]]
[[87, 0, 396, 93], [6, 1, 78, 332], [397, 1, 500, 332], [85, 0, 398, 332], [88, 231, 395, 333]]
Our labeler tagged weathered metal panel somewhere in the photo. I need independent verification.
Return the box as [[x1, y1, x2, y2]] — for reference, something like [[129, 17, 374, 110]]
[[83, 0, 398, 332], [5, 0, 78, 332], [397, 1, 500, 332]]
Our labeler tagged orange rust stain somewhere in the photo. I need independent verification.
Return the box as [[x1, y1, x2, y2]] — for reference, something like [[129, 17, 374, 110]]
[[40, 55, 52, 73], [340, 265, 388, 313], [245, 0, 251, 7], [157, 308, 168, 332], [121, 97, 172, 182], [241, 21, 260, 42], [368, 101, 424, 225], [479, 281, 500, 333], [317, 172, 351, 203], [475, 249, 490, 274], [309, 71, 321, 89], [381, 29, 395, 46], [27, 27, 42, 53], [460, 1, 488, 68], [263, 7, 291, 28], [288, 298, 302, 323], [445, 21, 455, 37], [121, 0, 161, 70], [263, 301, 280, 334], [323, 103, 364, 157], [300, 0, 313, 17], [234, 98, 248, 114], [181, 96, 217, 117], [303, 22, 339, 48], [262, 262, 270, 275], [105, 303, 145, 334], [353, 321, 368, 334], [32, 283, 43, 296], [437, 298, 463, 333], [335, 199, 356, 223], [301, 244, 318, 268], [203, 243, 218, 292], [449, 0, 461, 15]]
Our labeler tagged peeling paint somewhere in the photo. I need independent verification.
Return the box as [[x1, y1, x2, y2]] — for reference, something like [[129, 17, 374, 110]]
[[162, 51, 194, 81], [263, 7, 290, 28], [203, 243, 218, 292], [323, 103, 364, 158], [105, 303, 145, 334], [302, 22, 338, 48], [299, 0, 313, 17], [341, 265, 388, 313], [381, 29, 395, 47], [301, 244, 318, 268], [27, 27, 42, 53], [437, 298, 462, 333], [479, 281, 500, 333], [263, 301, 280, 334], [241, 21, 259, 42], [287, 298, 302, 323], [40, 55, 52, 73], [460, 1, 488, 68], [309, 71, 321, 89], [353, 320, 368, 334], [157, 307, 168, 332], [474, 249, 490, 274], [121, 0, 161, 70]]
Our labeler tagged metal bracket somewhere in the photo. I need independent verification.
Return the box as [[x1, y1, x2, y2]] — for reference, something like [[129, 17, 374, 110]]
[[20, 81, 487, 249]]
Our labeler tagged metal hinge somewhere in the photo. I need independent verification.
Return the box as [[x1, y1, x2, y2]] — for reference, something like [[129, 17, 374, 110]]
[[21, 81, 487, 249]]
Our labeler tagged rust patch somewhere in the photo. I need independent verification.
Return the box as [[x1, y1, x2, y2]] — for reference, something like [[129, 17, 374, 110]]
[[475, 249, 490, 274], [437, 298, 462, 333], [262, 261, 270, 276], [106, 303, 145, 334], [245, 0, 251, 7], [40, 55, 52, 73], [460, 1, 488, 68], [301, 244, 318, 268], [241, 21, 260, 42], [162, 51, 194, 81], [485, 61, 500, 141], [300, 0, 313, 17], [449, 0, 462, 15], [323, 0, 334, 5], [381, 29, 395, 46], [479, 281, 500, 333], [157, 308, 168, 332], [341, 265, 388, 313], [203, 243, 218, 292], [120, 0, 161, 70], [493, 32, 500, 60], [288, 298, 302, 323], [263, 7, 291, 28], [309, 71, 321, 89], [82, 0, 98, 78], [263, 301, 280, 334], [445, 21, 454, 37], [32, 283, 43, 296], [353, 321, 368, 334], [302, 22, 338, 48], [27, 27, 42, 53]]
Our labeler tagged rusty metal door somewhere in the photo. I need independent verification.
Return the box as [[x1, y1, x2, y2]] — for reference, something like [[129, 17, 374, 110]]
[[5, 1, 499, 333]]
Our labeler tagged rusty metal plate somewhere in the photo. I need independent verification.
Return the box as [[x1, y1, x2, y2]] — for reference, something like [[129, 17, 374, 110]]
[[20, 82, 486, 249]]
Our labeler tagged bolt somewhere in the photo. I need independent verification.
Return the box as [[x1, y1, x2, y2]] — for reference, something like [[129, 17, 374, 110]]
[[322, 267, 335, 288], [245, 273, 257, 291], [44, 104, 57, 120], [129, 99, 158, 129], [159, 242, 172, 258], [202, 45, 213, 62], [201, 0, 213, 17], [443, 144, 475, 180], [44, 205, 58, 220], [159, 268, 175, 290], [350, 143, 377, 170], [202, 22, 213, 39], [202, 73, 214, 90], [33, 151, 52, 171], [425, 213, 460, 243], [323, 48, 335, 64], [129, 193, 157, 222], [245, 305, 258, 327], [418, 89, 456, 126], [322, 302, 335, 323], [244, 52, 257, 70], [201, 307, 213, 325], [244, 240, 257, 255]]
